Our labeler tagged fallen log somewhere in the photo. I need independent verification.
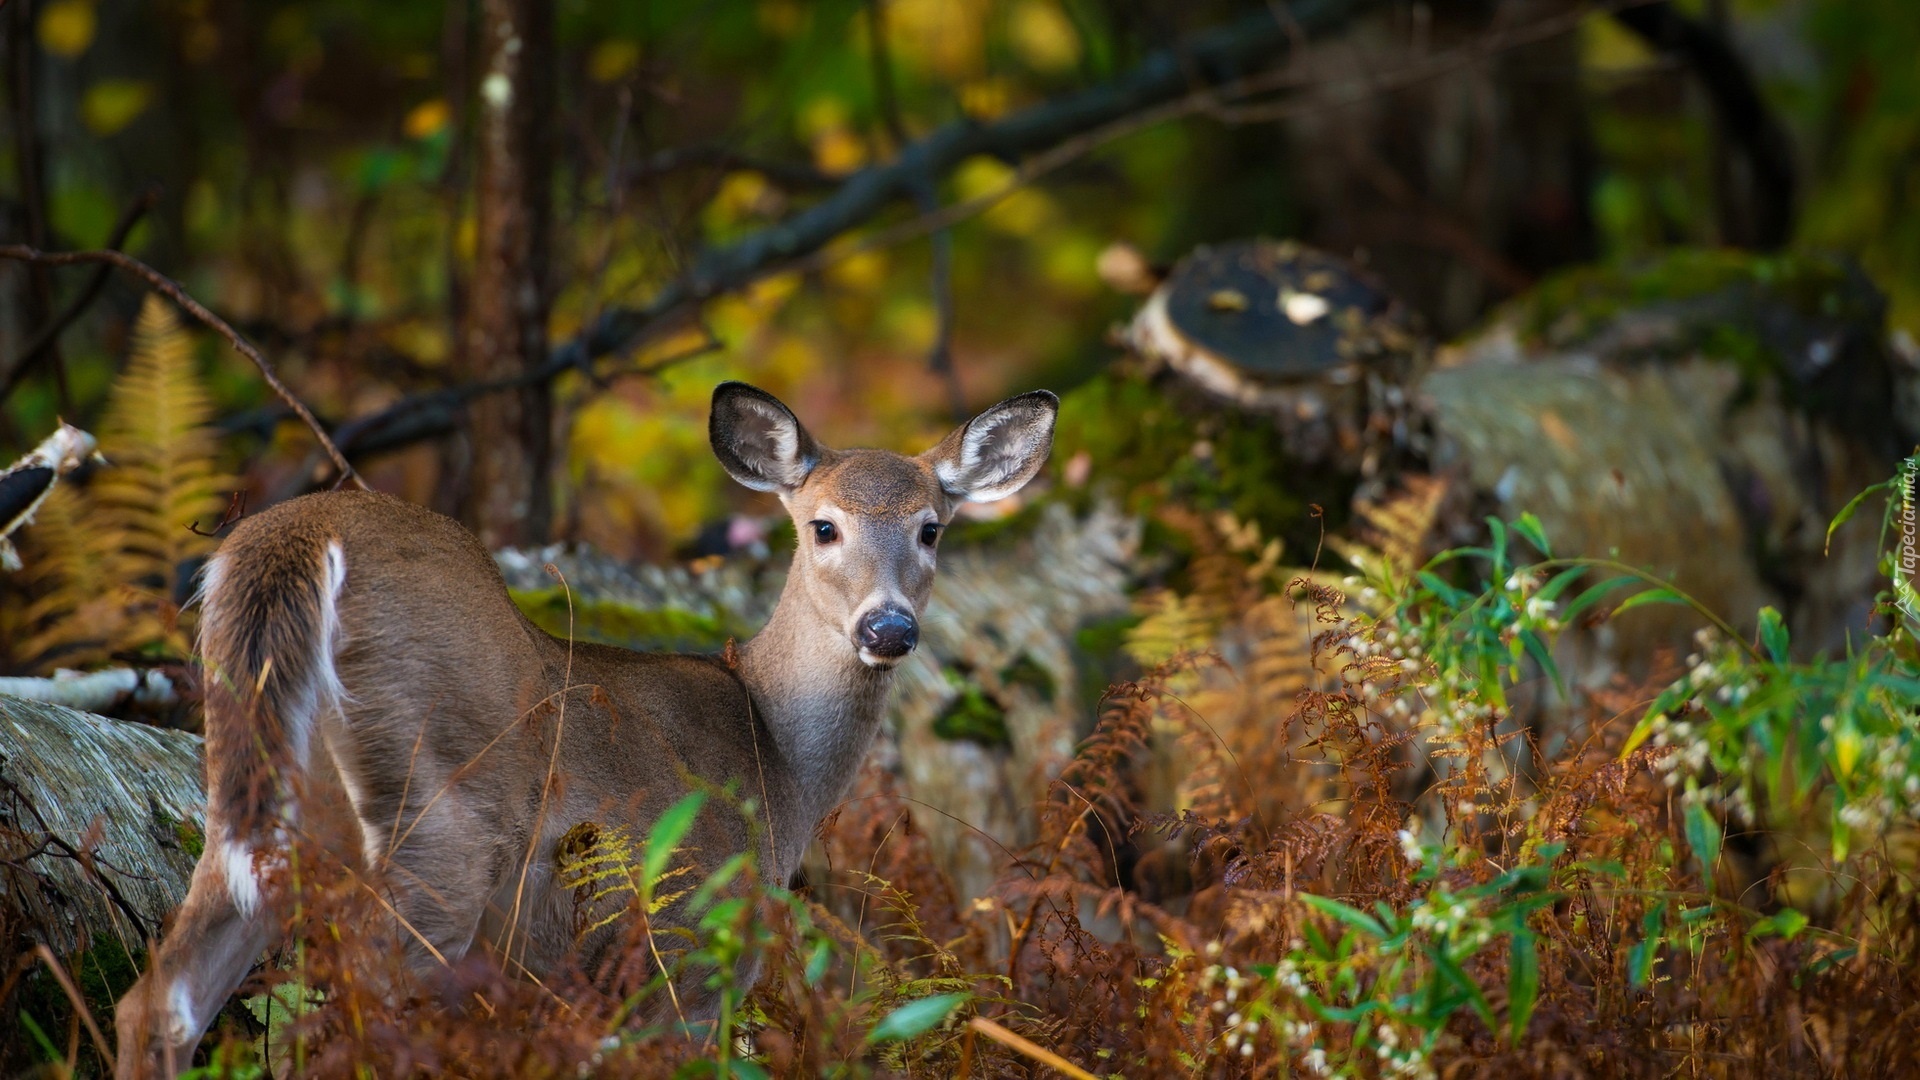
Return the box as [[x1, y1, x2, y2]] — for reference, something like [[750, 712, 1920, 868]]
[[0, 668, 180, 713], [0, 696, 205, 958]]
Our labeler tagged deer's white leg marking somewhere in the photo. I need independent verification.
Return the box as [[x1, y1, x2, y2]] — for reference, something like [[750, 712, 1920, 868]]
[[165, 977, 199, 1045], [221, 840, 260, 917]]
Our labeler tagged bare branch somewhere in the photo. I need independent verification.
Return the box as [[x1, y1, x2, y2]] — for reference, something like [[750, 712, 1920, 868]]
[[628, 143, 838, 192], [323, 330, 721, 464], [548, 0, 1384, 377], [0, 245, 365, 489]]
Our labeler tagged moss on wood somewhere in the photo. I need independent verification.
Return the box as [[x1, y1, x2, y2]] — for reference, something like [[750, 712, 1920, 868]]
[[508, 588, 739, 653]]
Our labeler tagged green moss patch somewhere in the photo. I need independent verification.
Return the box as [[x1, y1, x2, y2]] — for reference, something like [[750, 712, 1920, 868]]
[[509, 589, 737, 653], [1051, 371, 1347, 550], [1515, 248, 1877, 373], [932, 670, 1011, 749], [999, 653, 1058, 702]]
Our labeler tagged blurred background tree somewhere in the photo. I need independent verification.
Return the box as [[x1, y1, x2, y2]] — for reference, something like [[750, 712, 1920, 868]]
[[0, 0, 1914, 558]]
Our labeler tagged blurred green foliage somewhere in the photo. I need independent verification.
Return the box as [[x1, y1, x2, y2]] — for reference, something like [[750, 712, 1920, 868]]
[[2, 0, 1915, 559]]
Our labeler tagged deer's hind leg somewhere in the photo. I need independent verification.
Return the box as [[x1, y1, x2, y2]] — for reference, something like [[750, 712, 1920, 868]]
[[114, 824, 286, 1079], [321, 715, 502, 977]]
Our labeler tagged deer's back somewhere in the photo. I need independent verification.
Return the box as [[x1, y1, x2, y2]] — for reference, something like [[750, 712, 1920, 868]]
[[220, 491, 791, 969]]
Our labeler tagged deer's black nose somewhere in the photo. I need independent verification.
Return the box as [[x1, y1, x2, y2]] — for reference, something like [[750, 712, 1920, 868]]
[[857, 608, 918, 658]]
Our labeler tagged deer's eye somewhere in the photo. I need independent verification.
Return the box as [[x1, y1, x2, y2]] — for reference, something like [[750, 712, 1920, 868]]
[[811, 520, 839, 545], [919, 522, 941, 547]]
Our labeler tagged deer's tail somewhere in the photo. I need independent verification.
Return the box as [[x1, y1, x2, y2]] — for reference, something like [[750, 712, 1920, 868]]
[[195, 520, 347, 913]]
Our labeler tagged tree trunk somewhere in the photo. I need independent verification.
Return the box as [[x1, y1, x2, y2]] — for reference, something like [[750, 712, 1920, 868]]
[[460, 0, 554, 548], [0, 697, 205, 957], [3, 0, 70, 411]]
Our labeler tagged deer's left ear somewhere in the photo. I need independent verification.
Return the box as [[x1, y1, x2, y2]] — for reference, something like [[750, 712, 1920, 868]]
[[922, 390, 1058, 504]]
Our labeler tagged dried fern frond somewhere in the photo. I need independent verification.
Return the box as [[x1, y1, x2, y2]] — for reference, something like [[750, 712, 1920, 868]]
[[8, 296, 235, 672], [16, 485, 131, 670], [1329, 474, 1448, 587], [91, 295, 235, 656]]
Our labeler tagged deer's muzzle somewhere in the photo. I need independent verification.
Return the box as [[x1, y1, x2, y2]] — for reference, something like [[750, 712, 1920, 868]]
[[856, 607, 918, 660]]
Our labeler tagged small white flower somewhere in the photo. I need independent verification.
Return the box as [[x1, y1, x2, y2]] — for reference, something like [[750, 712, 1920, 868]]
[[1398, 828, 1424, 865]]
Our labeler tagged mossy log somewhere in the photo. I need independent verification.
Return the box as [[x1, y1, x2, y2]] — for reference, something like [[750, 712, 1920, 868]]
[[1424, 250, 1899, 663], [0, 696, 205, 957]]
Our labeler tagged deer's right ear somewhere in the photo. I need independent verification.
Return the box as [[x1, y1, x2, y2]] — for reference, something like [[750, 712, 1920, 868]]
[[710, 382, 822, 493]]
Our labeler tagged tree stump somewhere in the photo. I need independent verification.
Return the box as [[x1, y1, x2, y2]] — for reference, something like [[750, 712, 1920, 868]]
[[1124, 238, 1425, 474]]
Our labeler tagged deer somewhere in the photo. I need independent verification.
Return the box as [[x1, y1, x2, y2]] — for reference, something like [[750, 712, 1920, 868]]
[[112, 381, 1058, 1077]]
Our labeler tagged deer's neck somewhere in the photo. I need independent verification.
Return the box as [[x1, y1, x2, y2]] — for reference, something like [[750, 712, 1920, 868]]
[[736, 587, 894, 865]]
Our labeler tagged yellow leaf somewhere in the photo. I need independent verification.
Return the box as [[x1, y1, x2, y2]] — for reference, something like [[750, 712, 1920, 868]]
[[1833, 721, 1861, 781], [587, 40, 641, 84], [455, 213, 477, 261], [953, 155, 1016, 202], [798, 96, 849, 139], [1581, 17, 1656, 73], [812, 127, 867, 175], [37, 0, 95, 59], [1008, 0, 1080, 73], [826, 247, 887, 292], [890, 0, 985, 80], [952, 155, 1054, 235], [958, 77, 1013, 120], [704, 170, 776, 233], [403, 98, 449, 140], [81, 80, 153, 136]]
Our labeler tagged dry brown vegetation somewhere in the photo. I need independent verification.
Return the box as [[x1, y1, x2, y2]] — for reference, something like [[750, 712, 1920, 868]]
[[11, 466, 1920, 1078]]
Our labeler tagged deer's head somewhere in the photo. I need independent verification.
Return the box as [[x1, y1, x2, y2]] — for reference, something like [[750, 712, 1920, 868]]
[[710, 382, 1057, 669]]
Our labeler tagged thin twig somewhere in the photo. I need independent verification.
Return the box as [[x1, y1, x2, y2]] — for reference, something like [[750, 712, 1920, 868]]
[[967, 1017, 1097, 1080], [0, 774, 157, 941], [34, 945, 116, 1070], [0, 187, 160, 402], [0, 245, 364, 489]]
